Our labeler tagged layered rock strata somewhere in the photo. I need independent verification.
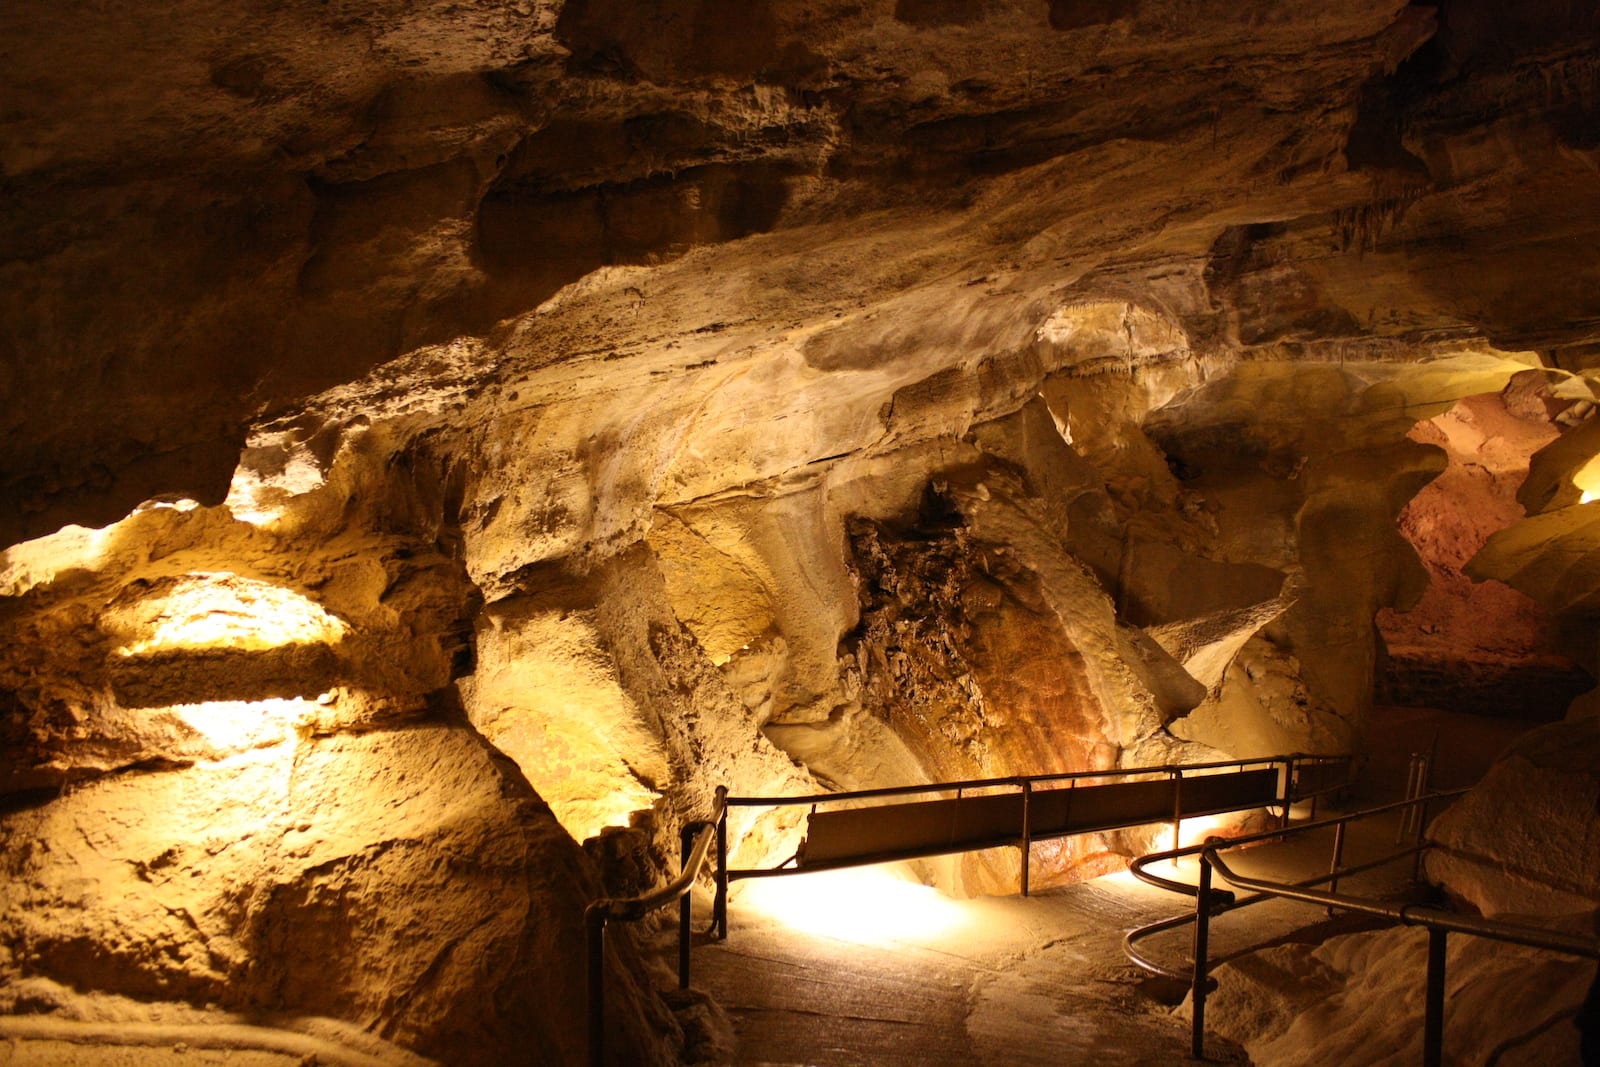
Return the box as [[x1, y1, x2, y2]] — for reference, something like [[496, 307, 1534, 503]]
[[4, 1, 1600, 1062]]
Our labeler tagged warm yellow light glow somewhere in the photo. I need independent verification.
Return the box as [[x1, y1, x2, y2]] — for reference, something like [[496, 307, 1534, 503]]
[[111, 572, 347, 656], [460, 609, 665, 844], [225, 458, 326, 526], [171, 696, 325, 749], [737, 867, 971, 945], [0, 523, 117, 596], [1573, 455, 1600, 504], [134, 497, 201, 514], [1098, 867, 1144, 889], [1176, 813, 1238, 850], [224, 422, 366, 527], [2, 497, 206, 596]]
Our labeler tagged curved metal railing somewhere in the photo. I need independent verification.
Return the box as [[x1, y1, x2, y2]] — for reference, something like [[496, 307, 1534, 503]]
[[1123, 788, 1599, 1066], [1202, 842, 1600, 1065], [1123, 790, 1462, 978], [585, 786, 726, 1067]]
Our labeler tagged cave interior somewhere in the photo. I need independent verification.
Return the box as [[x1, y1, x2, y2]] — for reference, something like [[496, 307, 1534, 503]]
[[2, 1, 1599, 1064]]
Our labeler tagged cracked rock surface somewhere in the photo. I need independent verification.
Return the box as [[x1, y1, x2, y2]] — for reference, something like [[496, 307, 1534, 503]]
[[5, 1, 1600, 1062]]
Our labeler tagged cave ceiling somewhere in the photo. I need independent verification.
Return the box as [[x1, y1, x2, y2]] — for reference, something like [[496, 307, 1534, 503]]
[[6, 7, 1600, 1055], [2, 0, 1598, 546]]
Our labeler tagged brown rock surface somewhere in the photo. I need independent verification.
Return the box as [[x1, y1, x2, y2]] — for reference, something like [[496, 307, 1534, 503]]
[[1197, 921, 1596, 1067], [1425, 717, 1600, 918], [0, 723, 677, 1066], [4, 0, 1600, 1061], [1201, 717, 1600, 1067], [4, 1, 1598, 543], [1377, 389, 1590, 720]]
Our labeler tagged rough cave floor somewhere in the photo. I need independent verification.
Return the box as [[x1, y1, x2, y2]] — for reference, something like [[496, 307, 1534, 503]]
[[678, 706, 1530, 1066], [0, 712, 1532, 1066], [681, 806, 1426, 1066]]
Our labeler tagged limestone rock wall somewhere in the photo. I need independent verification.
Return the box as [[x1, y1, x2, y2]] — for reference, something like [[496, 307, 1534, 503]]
[[1376, 388, 1591, 719], [1195, 921, 1596, 1067], [0, 287, 1567, 1017], [1426, 718, 1600, 918], [7, 0, 1599, 547], [5, 0, 1600, 1060], [0, 258, 1585, 1058], [0, 428, 680, 1065], [0, 724, 678, 1067]]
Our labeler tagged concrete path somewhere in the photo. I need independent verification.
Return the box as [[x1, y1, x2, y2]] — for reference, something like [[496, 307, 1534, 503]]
[[687, 808, 1428, 1066]]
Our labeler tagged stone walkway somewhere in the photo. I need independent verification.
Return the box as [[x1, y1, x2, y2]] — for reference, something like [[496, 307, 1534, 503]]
[[685, 809, 1426, 1066]]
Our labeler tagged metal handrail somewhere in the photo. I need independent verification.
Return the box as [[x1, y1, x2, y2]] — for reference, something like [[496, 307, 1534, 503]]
[[1204, 846, 1600, 957], [1201, 843, 1599, 1066], [1123, 842, 1434, 980], [1125, 789, 1464, 902], [709, 753, 1352, 938], [712, 753, 1351, 930], [720, 753, 1345, 809], [1124, 787, 1599, 1067], [1125, 791, 1463, 1006], [585, 787, 726, 1067]]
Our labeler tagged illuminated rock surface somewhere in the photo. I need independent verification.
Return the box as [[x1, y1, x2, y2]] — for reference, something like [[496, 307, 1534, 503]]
[[1376, 391, 1589, 718], [1201, 721, 1600, 1066], [0, 724, 678, 1066], [2, 0, 1600, 1063], [1198, 921, 1595, 1067], [1426, 718, 1600, 918]]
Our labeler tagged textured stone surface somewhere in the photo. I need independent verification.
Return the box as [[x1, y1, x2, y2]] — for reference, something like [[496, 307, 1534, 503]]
[[0, 724, 678, 1066], [5, 1, 1599, 543], [1426, 718, 1600, 918], [5, 1, 1600, 1061], [1199, 718, 1600, 1066], [1377, 390, 1590, 719], [1197, 921, 1596, 1067]]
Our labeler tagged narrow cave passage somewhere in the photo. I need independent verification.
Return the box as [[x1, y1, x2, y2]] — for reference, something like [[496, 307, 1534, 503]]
[[1371, 388, 1595, 794]]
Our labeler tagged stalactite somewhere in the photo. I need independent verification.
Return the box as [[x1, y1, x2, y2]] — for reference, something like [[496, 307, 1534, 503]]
[[1538, 52, 1600, 113], [1335, 193, 1421, 255]]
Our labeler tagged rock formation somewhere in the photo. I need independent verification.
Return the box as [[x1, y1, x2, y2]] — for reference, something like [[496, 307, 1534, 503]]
[[3, 0, 1600, 1062], [1197, 718, 1600, 1065]]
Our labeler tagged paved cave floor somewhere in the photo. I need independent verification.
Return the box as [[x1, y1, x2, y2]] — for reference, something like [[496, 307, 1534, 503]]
[[0, 709, 1535, 1066], [679, 808, 1427, 1067], [676, 705, 1537, 1067]]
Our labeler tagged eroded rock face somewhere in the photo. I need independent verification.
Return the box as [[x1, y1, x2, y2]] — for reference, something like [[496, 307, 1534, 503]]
[[5, 0, 1600, 1060], [1195, 921, 1596, 1067], [0, 429, 687, 1064], [1426, 718, 1600, 918], [0, 723, 678, 1067], [1198, 718, 1600, 1067], [1377, 389, 1591, 719], [6, 0, 1599, 545]]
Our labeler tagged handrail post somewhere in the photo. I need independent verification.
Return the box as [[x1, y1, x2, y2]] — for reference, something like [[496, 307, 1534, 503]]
[[585, 902, 607, 1067], [1399, 754, 1422, 844], [1327, 820, 1347, 917], [1413, 791, 1432, 885], [1172, 768, 1184, 852], [1020, 779, 1033, 897], [1424, 928, 1447, 1067], [714, 794, 729, 940], [679, 823, 695, 990], [585, 789, 726, 1065], [1191, 856, 1214, 1060], [1282, 755, 1297, 828]]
